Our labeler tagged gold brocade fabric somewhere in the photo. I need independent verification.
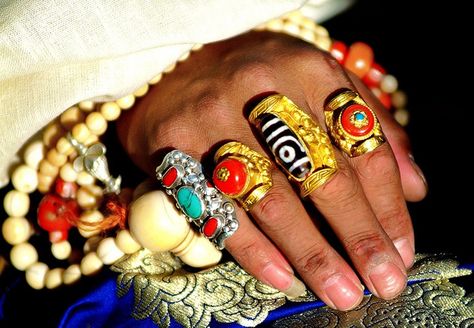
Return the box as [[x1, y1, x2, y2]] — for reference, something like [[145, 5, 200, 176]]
[[111, 252, 474, 327]]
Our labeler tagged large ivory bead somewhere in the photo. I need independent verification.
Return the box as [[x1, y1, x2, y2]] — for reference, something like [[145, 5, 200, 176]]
[[176, 233, 222, 268], [25, 262, 49, 290], [3, 190, 30, 217], [2, 217, 31, 245], [80, 252, 103, 276], [10, 242, 38, 271], [24, 140, 45, 169], [63, 264, 81, 285], [11, 165, 38, 193], [51, 240, 72, 260], [128, 190, 190, 252], [97, 237, 124, 265], [45, 268, 64, 289], [115, 230, 141, 254]]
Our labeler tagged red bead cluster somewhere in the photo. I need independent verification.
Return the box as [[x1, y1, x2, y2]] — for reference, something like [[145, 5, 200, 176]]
[[330, 41, 392, 110]]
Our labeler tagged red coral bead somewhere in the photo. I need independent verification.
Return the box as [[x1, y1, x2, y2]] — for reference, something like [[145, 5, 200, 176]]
[[363, 63, 386, 88], [212, 158, 247, 196], [330, 40, 348, 64], [202, 217, 220, 238], [37, 194, 77, 232], [340, 104, 375, 137], [345, 42, 374, 78], [55, 178, 78, 199], [162, 167, 178, 188]]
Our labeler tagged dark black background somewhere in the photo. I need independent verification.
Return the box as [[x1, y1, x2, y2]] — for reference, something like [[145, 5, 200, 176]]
[[326, 0, 473, 263]]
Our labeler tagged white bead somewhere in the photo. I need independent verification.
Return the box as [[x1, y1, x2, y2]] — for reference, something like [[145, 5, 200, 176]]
[[46, 149, 67, 167], [148, 73, 162, 85], [45, 268, 64, 289], [71, 123, 90, 143], [78, 210, 104, 237], [76, 171, 95, 186], [60, 106, 84, 130], [163, 62, 176, 73], [10, 243, 38, 271], [191, 43, 203, 51], [2, 217, 31, 245], [178, 51, 190, 62], [25, 262, 48, 290], [59, 163, 78, 183], [85, 112, 108, 136], [37, 173, 55, 193], [394, 108, 410, 127], [63, 264, 81, 285], [176, 233, 222, 268], [116, 94, 135, 110], [133, 84, 149, 97], [97, 237, 124, 265], [56, 137, 74, 156], [391, 90, 407, 108], [314, 35, 331, 51], [43, 122, 64, 148], [77, 185, 102, 210], [80, 252, 103, 276], [381, 74, 398, 94], [300, 28, 316, 43], [3, 190, 30, 217], [51, 240, 72, 260], [12, 165, 38, 193], [83, 236, 102, 253], [100, 102, 121, 121], [282, 22, 300, 36], [78, 101, 95, 111], [266, 19, 284, 32], [39, 159, 59, 178], [115, 230, 141, 254], [23, 140, 45, 170]]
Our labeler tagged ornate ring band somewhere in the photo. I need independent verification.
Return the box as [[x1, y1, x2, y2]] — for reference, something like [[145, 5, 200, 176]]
[[213, 141, 273, 211], [248, 94, 338, 197], [324, 89, 386, 157], [156, 150, 239, 250]]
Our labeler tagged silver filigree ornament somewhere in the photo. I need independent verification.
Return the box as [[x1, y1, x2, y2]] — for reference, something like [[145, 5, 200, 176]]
[[67, 133, 121, 194]]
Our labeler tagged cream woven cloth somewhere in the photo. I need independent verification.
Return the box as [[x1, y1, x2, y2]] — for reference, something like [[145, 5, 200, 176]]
[[0, 0, 352, 187]]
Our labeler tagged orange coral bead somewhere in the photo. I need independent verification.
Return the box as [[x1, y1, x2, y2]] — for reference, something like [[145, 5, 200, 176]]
[[344, 42, 374, 78]]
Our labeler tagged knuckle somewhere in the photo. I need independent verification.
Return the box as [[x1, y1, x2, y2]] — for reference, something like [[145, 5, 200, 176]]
[[294, 246, 330, 275], [343, 231, 387, 259], [377, 206, 411, 236], [230, 60, 277, 91], [313, 165, 360, 207], [230, 239, 267, 267], [254, 184, 292, 228], [357, 146, 398, 181]]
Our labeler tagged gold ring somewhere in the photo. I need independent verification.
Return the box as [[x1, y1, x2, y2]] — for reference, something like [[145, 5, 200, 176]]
[[324, 89, 386, 157], [213, 142, 272, 211], [248, 94, 337, 197]]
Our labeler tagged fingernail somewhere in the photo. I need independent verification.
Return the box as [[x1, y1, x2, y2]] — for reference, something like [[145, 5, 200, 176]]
[[324, 273, 364, 311], [369, 261, 406, 299], [394, 238, 415, 269], [261, 264, 306, 298], [409, 154, 428, 190]]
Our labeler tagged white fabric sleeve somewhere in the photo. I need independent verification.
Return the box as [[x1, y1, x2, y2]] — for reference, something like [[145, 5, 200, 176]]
[[0, 0, 351, 187]]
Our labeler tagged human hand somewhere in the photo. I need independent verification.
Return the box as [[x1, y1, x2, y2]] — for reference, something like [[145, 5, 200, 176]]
[[117, 31, 427, 311]]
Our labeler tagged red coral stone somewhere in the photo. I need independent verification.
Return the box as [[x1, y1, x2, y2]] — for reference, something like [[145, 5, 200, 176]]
[[212, 158, 247, 196], [330, 41, 348, 64], [162, 167, 178, 187], [37, 194, 75, 232], [203, 217, 219, 238], [363, 62, 386, 88], [55, 178, 78, 199], [340, 104, 375, 137]]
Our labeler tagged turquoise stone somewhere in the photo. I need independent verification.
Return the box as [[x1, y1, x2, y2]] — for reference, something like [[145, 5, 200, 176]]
[[177, 187, 203, 220], [354, 112, 366, 121]]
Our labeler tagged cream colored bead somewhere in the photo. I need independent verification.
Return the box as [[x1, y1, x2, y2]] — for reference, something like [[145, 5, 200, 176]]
[[100, 102, 121, 121], [77, 185, 102, 210], [163, 62, 176, 73], [10, 242, 38, 271], [23, 140, 45, 170], [282, 21, 301, 36], [63, 264, 81, 285], [266, 19, 284, 32], [394, 108, 410, 127], [116, 94, 135, 110], [71, 123, 91, 143], [59, 163, 78, 183], [12, 165, 38, 193], [51, 240, 72, 260], [80, 252, 103, 276], [381, 74, 398, 94], [2, 217, 31, 245], [391, 90, 407, 108], [148, 73, 162, 85], [97, 237, 124, 265], [191, 43, 203, 51], [78, 209, 104, 237], [47, 149, 67, 167], [301, 17, 317, 30], [43, 122, 65, 148], [84, 134, 99, 146], [39, 159, 59, 178], [56, 137, 74, 156], [285, 11, 303, 23], [314, 35, 331, 51], [76, 171, 95, 186], [78, 100, 95, 111], [60, 106, 85, 130], [3, 190, 30, 217], [299, 28, 316, 43], [178, 51, 190, 62], [128, 190, 190, 252], [175, 233, 222, 268], [83, 236, 103, 253], [115, 230, 141, 254], [25, 262, 48, 290], [37, 173, 55, 193], [133, 84, 149, 97], [85, 112, 108, 136], [313, 24, 329, 37], [45, 268, 64, 289]]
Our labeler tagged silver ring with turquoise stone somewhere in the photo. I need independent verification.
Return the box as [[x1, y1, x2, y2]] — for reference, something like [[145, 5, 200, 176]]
[[156, 150, 239, 250]]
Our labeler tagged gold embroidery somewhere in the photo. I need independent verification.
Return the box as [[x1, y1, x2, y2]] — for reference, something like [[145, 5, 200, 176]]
[[111, 252, 473, 327]]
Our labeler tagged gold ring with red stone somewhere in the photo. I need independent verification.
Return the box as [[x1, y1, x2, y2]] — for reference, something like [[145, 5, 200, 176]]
[[324, 89, 386, 157], [213, 142, 273, 211]]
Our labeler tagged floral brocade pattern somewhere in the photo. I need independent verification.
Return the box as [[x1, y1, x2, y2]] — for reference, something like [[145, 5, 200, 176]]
[[112, 253, 473, 328]]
